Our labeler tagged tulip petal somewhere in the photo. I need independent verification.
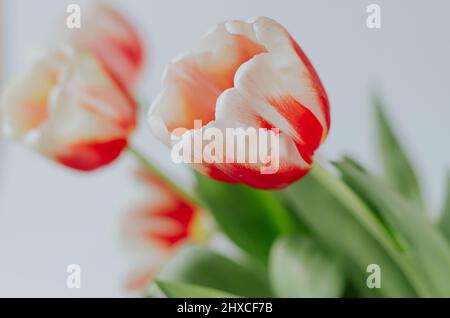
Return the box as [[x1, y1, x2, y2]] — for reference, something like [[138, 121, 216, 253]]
[[68, 3, 144, 89], [233, 54, 324, 162], [251, 17, 330, 134], [40, 52, 134, 149], [125, 266, 158, 292], [150, 23, 265, 132], [56, 138, 127, 171], [124, 168, 203, 251], [175, 117, 311, 189], [1, 57, 60, 138]]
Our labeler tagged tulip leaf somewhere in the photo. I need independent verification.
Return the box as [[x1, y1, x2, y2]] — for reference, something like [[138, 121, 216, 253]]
[[269, 235, 345, 298], [374, 97, 423, 209], [155, 281, 238, 298], [340, 156, 368, 174], [195, 172, 296, 261], [335, 161, 450, 297], [281, 163, 426, 297], [337, 156, 407, 250], [438, 172, 450, 243], [150, 245, 272, 298]]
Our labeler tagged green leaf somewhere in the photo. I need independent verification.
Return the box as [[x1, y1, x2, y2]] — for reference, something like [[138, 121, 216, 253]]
[[196, 172, 296, 261], [337, 156, 406, 250], [150, 245, 272, 298], [340, 156, 368, 174], [155, 281, 238, 298], [281, 163, 424, 297], [269, 235, 345, 298], [335, 161, 450, 297], [374, 97, 423, 209], [438, 172, 450, 243]]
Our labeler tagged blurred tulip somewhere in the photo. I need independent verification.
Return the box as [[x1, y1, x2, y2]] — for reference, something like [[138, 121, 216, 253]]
[[124, 168, 210, 291], [67, 2, 144, 91], [149, 17, 330, 189], [1, 49, 137, 171]]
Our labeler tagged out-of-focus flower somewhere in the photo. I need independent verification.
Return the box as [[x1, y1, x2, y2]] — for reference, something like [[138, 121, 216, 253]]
[[148, 17, 330, 189], [124, 168, 210, 292], [1, 49, 137, 171], [66, 2, 144, 91]]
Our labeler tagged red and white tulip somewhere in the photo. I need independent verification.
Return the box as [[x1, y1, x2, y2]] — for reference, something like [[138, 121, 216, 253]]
[[66, 2, 144, 91], [148, 17, 330, 189], [124, 168, 209, 291], [1, 3, 144, 171], [1, 49, 137, 171]]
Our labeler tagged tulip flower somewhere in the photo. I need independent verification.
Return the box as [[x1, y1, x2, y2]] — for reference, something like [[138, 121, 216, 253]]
[[1, 49, 137, 171], [124, 168, 209, 291], [148, 17, 330, 189], [66, 2, 144, 91]]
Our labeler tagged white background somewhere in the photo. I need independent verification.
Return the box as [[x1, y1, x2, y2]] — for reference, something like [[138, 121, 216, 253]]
[[0, 0, 449, 297]]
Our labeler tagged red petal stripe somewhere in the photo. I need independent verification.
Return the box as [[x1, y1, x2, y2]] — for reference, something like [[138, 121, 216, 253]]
[[56, 138, 127, 171]]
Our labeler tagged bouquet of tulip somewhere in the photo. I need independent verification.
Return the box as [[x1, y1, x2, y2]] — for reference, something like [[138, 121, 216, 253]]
[[1, 3, 449, 298]]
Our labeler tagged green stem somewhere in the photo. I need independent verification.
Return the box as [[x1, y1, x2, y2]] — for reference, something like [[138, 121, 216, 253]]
[[127, 144, 203, 206]]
